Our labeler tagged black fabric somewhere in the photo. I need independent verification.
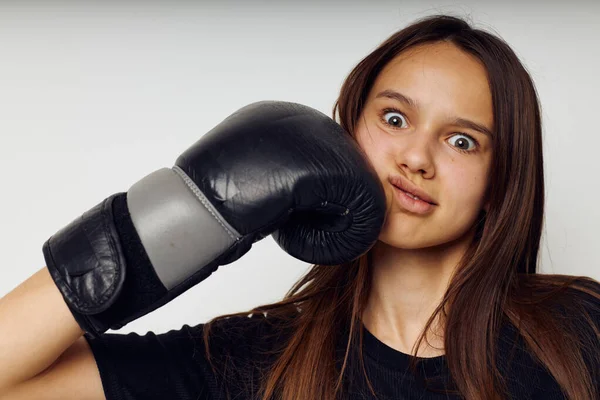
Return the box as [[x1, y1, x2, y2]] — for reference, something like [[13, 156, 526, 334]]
[[83, 297, 599, 400], [84, 286, 600, 400]]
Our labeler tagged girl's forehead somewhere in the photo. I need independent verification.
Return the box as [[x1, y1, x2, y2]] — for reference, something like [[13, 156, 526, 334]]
[[376, 42, 488, 87]]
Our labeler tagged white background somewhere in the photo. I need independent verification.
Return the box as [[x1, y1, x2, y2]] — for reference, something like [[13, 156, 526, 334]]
[[0, 0, 598, 335]]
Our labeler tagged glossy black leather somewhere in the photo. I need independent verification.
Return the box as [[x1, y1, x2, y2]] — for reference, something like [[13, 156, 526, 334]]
[[43, 194, 127, 335], [42, 101, 386, 337], [177, 101, 386, 265]]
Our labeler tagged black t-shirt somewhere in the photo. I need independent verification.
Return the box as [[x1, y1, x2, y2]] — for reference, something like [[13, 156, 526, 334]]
[[84, 300, 598, 400]]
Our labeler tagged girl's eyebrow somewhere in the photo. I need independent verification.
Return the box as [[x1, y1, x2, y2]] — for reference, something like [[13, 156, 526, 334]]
[[375, 89, 420, 109]]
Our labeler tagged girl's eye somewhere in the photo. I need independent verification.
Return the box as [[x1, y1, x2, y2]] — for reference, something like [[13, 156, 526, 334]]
[[380, 108, 480, 155], [447, 134, 479, 154], [382, 110, 408, 128]]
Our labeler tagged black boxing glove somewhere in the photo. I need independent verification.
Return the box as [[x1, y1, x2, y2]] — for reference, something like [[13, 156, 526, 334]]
[[42, 101, 386, 338]]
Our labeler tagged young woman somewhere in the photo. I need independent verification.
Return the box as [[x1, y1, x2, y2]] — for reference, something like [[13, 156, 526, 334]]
[[0, 14, 597, 400]]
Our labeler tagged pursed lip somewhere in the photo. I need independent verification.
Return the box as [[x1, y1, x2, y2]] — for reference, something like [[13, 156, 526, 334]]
[[388, 175, 437, 205]]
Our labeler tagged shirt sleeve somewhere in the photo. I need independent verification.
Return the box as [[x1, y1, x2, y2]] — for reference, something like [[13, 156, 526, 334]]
[[83, 323, 219, 400], [83, 313, 280, 400]]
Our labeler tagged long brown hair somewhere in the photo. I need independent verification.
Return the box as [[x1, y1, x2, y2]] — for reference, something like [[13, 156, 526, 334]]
[[203, 14, 600, 400]]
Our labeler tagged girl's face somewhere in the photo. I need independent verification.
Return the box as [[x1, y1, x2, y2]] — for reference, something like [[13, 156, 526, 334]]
[[355, 41, 494, 249]]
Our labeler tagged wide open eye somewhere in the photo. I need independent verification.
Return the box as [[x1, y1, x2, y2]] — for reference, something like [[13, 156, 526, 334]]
[[447, 133, 479, 154], [380, 107, 480, 154], [382, 110, 408, 129]]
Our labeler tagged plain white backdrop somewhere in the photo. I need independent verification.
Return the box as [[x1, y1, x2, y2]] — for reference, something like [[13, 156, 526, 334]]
[[0, 0, 598, 335]]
